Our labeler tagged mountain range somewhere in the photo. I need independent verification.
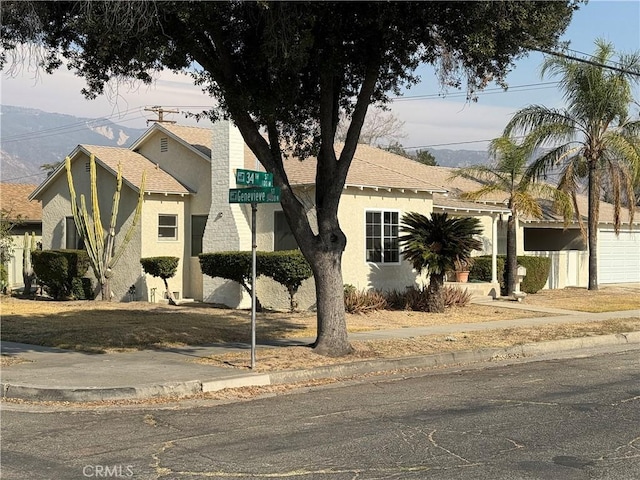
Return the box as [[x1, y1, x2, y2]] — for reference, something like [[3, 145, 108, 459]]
[[0, 105, 489, 186]]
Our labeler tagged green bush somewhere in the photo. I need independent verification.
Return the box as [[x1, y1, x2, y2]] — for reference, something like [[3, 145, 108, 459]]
[[0, 263, 7, 293], [32, 249, 90, 300], [199, 251, 313, 310], [469, 255, 549, 294], [517, 256, 551, 294], [140, 257, 179, 280], [258, 250, 312, 311], [71, 277, 94, 300], [199, 251, 253, 293], [469, 255, 505, 286]]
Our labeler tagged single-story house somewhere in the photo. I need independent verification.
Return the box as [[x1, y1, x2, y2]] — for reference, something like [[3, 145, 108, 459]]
[[29, 121, 640, 307], [0, 183, 42, 290]]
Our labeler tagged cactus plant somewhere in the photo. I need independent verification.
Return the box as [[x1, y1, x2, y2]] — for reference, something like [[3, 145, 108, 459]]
[[22, 231, 37, 295], [66, 154, 146, 300]]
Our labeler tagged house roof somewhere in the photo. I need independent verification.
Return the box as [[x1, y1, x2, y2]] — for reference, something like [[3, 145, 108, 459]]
[[0, 183, 42, 222], [250, 143, 447, 194], [79, 145, 192, 195], [130, 123, 213, 160], [29, 145, 191, 200], [433, 194, 510, 214], [154, 124, 213, 158], [525, 194, 639, 226]]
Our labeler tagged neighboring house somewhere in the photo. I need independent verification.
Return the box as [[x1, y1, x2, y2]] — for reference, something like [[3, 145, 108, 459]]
[[29, 121, 640, 306], [419, 165, 640, 288], [0, 183, 42, 289]]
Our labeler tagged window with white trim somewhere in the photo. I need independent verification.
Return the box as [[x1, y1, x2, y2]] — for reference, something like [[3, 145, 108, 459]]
[[158, 214, 178, 240], [365, 210, 399, 263]]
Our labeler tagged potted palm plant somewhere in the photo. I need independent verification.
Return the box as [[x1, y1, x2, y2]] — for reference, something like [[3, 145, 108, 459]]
[[454, 257, 474, 283]]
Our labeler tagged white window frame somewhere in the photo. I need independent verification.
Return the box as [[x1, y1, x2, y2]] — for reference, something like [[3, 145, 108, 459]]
[[158, 214, 178, 241], [364, 209, 401, 265]]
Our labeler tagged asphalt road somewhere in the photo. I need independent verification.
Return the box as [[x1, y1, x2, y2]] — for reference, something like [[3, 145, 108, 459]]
[[2, 346, 639, 480]]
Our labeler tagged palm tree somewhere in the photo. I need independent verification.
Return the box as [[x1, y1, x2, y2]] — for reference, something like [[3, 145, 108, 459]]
[[504, 39, 640, 290], [453, 134, 573, 296], [400, 212, 482, 313]]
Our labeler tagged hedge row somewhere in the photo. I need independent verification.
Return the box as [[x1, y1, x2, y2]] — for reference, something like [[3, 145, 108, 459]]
[[469, 255, 551, 294], [32, 249, 93, 300], [199, 250, 312, 310]]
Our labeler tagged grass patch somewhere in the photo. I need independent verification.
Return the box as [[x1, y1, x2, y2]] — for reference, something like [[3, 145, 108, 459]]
[[198, 317, 640, 372]]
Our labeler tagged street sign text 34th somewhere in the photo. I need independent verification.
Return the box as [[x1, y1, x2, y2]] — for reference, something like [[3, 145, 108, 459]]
[[236, 168, 273, 187]]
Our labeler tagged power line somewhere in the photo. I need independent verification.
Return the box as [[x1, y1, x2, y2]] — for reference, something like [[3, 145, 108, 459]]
[[391, 81, 560, 101], [535, 48, 640, 77]]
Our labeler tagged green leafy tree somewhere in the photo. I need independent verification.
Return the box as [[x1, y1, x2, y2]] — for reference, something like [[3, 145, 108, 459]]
[[453, 134, 573, 295], [400, 212, 482, 313], [504, 39, 640, 290], [414, 150, 438, 166], [1, 1, 578, 355], [66, 154, 146, 300]]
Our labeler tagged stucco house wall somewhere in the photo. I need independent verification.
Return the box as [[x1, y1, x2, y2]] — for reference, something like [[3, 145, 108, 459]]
[[139, 195, 188, 301], [37, 152, 144, 301]]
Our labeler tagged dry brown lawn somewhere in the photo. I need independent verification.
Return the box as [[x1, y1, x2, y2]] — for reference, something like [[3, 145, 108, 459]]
[[0, 296, 548, 353], [1, 285, 638, 373], [520, 285, 640, 312], [200, 317, 640, 372]]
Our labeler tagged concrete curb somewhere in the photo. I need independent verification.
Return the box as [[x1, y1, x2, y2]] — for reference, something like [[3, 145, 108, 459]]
[[2, 332, 639, 403]]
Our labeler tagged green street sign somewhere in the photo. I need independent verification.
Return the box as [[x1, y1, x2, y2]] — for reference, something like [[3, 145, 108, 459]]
[[236, 169, 273, 187], [229, 187, 281, 204]]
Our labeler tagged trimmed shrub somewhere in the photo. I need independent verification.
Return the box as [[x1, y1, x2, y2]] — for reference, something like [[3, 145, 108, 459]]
[[469, 255, 505, 285], [344, 288, 387, 314], [140, 257, 179, 280], [71, 277, 94, 300], [517, 256, 551, 294], [258, 250, 312, 311], [32, 249, 90, 300], [141, 256, 180, 305], [469, 255, 550, 294], [199, 251, 313, 310], [199, 252, 253, 293]]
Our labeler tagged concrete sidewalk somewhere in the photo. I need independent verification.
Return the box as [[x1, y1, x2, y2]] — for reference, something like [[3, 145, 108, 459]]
[[2, 303, 639, 403]]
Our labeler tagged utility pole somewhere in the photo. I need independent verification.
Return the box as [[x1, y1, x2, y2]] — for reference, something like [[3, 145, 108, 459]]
[[145, 106, 179, 125]]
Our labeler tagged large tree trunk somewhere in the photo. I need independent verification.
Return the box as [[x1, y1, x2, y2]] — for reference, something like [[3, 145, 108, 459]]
[[587, 161, 600, 290], [427, 273, 445, 313], [506, 212, 518, 296], [308, 243, 353, 357]]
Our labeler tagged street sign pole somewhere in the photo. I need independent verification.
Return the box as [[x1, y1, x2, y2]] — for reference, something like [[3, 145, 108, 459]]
[[250, 202, 257, 369], [230, 169, 280, 369]]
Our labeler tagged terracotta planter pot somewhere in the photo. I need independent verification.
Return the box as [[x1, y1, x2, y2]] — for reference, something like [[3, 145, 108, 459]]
[[455, 271, 470, 283]]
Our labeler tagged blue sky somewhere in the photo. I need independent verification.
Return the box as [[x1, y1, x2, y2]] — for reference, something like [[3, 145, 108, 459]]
[[1, 0, 639, 152]]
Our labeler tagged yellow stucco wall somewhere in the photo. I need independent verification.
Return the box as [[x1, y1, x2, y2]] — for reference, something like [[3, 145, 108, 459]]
[[140, 195, 188, 301], [135, 131, 211, 215]]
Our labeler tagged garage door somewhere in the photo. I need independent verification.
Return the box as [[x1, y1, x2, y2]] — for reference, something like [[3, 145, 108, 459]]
[[599, 230, 640, 284]]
